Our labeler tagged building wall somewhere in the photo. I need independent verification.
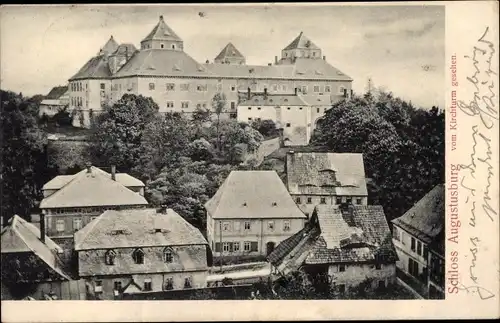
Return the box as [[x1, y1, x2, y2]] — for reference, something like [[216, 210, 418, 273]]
[[207, 216, 305, 257], [292, 194, 368, 218], [328, 262, 396, 291], [78, 245, 208, 277], [392, 224, 428, 284], [83, 270, 206, 300]]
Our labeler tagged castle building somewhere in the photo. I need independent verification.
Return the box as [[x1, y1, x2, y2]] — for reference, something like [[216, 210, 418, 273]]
[[67, 15, 353, 133]]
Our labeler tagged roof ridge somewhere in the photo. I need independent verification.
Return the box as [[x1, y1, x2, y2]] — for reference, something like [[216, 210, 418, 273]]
[[74, 210, 109, 250]]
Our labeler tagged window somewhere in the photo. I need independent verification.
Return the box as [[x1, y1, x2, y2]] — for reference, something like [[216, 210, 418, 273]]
[[356, 198, 362, 205], [320, 197, 326, 204], [149, 83, 155, 90], [184, 277, 192, 289], [244, 221, 251, 230], [325, 85, 331, 93], [233, 242, 240, 252], [132, 248, 144, 264], [339, 265, 346, 272], [105, 250, 116, 265], [378, 280, 385, 289], [417, 241, 422, 256], [248, 107, 252, 110], [411, 237, 416, 252], [423, 246, 428, 259], [257, 107, 261, 110], [248, 117, 252, 121], [100, 83, 105, 90], [180, 83, 189, 91], [222, 242, 230, 252], [317, 107, 320, 113], [164, 277, 174, 290], [181, 101, 189, 109], [231, 85, 236, 92], [305, 212, 310, 219], [56, 219, 65, 232], [339, 86, 345, 94], [267, 221, 275, 231], [307, 197, 312, 204], [95, 280, 103, 293], [114, 281, 122, 291], [301, 85, 307, 93], [283, 221, 291, 232], [346, 197, 352, 204], [287, 107, 291, 110], [166, 83, 175, 91], [250, 242, 258, 252], [281, 85, 287, 91], [230, 101, 236, 110], [163, 248, 173, 263], [166, 101, 174, 108], [244, 241, 251, 251], [196, 84, 207, 92], [409, 258, 419, 277], [336, 197, 342, 205], [296, 197, 301, 204], [73, 218, 82, 231], [216, 83, 223, 91], [375, 263, 382, 270], [313, 85, 320, 93], [172, 44, 176, 50], [160, 43, 165, 49], [273, 84, 278, 92], [286, 123, 291, 127], [144, 278, 152, 291], [222, 222, 230, 231]]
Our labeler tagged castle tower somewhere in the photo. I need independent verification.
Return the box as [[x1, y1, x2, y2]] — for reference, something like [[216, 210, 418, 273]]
[[140, 15, 184, 51], [280, 32, 322, 63], [214, 42, 246, 65], [98, 35, 119, 56]]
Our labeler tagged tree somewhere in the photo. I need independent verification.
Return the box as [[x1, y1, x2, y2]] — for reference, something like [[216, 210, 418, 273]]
[[251, 119, 279, 138], [311, 92, 444, 223], [1, 90, 50, 223], [87, 94, 159, 174], [211, 93, 227, 152]]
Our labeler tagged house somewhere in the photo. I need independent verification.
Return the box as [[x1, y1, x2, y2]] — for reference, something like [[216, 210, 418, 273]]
[[39, 164, 148, 249], [1, 215, 85, 300], [74, 208, 210, 300], [237, 91, 316, 146], [391, 184, 444, 299], [205, 171, 307, 258], [267, 204, 398, 296], [67, 15, 352, 128], [39, 86, 69, 117], [286, 151, 368, 219]]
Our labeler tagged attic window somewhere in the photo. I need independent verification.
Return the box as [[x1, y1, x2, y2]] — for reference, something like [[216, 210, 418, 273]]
[[284, 98, 288, 102], [197, 66, 204, 72], [173, 64, 181, 71], [243, 202, 247, 207], [109, 229, 130, 235], [296, 70, 304, 75], [337, 71, 344, 75], [272, 202, 277, 207], [155, 228, 162, 233], [315, 70, 323, 75]]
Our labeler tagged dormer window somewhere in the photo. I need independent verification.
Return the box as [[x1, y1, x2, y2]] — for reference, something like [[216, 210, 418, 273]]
[[105, 250, 116, 265], [163, 248, 173, 263], [132, 248, 144, 264]]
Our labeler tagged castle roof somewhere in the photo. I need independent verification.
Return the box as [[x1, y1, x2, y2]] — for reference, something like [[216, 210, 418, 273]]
[[69, 55, 112, 81], [101, 36, 120, 55], [239, 94, 309, 107], [45, 86, 68, 100], [283, 32, 320, 50], [141, 15, 182, 43], [214, 42, 245, 61]]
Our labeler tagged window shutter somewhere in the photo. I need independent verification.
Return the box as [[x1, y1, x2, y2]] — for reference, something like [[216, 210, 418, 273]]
[[215, 243, 221, 252], [251, 242, 258, 252]]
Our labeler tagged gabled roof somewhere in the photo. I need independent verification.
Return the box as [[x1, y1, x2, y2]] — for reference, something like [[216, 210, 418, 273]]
[[141, 15, 182, 43], [286, 152, 367, 196], [205, 171, 306, 219], [1, 215, 70, 280], [74, 208, 208, 250], [69, 55, 112, 81], [284, 32, 320, 50], [43, 169, 145, 191], [113, 49, 210, 78], [40, 166, 147, 209], [101, 35, 119, 55], [392, 184, 444, 244], [239, 94, 308, 107], [268, 205, 397, 271], [45, 86, 68, 100], [215, 42, 245, 61]]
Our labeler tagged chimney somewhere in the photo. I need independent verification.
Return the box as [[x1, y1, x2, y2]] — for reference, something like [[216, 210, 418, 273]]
[[160, 15, 164, 21], [125, 46, 129, 60], [294, 87, 298, 95], [275, 56, 278, 64], [86, 162, 92, 173], [206, 59, 209, 64], [40, 213, 45, 243], [247, 87, 251, 100], [111, 165, 116, 181], [157, 204, 168, 214], [323, 55, 326, 60]]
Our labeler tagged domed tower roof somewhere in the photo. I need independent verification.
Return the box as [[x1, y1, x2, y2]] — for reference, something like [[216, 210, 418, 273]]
[[99, 35, 119, 55], [141, 15, 183, 43]]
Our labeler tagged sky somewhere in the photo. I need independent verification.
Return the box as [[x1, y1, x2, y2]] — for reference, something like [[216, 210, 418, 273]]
[[0, 4, 445, 109]]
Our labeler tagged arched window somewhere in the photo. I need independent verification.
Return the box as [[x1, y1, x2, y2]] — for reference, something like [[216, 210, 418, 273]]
[[171, 44, 176, 50], [163, 248, 173, 263], [160, 43, 165, 49], [132, 248, 144, 264], [105, 250, 116, 265]]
